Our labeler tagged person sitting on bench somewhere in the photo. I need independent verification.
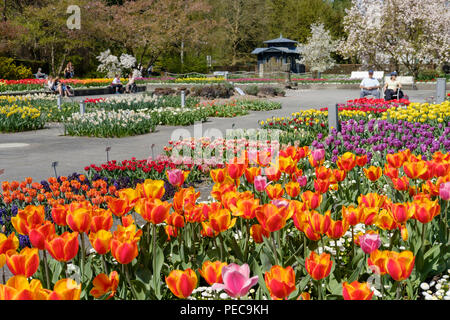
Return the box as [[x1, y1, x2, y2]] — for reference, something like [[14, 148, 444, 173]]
[[360, 70, 380, 98], [384, 71, 404, 101], [35, 68, 47, 79], [125, 72, 136, 93], [111, 74, 123, 94]]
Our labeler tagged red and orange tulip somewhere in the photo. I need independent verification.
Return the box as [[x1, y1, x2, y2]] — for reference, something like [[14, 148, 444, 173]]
[[210, 168, 227, 184], [90, 208, 113, 233], [45, 231, 79, 262], [265, 183, 285, 199], [209, 208, 237, 233], [48, 278, 81, 300], [244, 167, 261, 184], [66, 207, 92, 234], [28, 221, 56, 251], [199, 261, 227, 285], [231, 198, 260, 219], [90, 271, 119, 299], [89, 230, 112, 255], [0, 233, 19, 268], [337, 152, 357, 172], [403, 161, 428, 180], [11, 205, 46, 235], [301, 191, 322, 210], [135, 198, 172, 225], [410, 197, 440, 224], [256, 204, 292, 233], [342, 281, 374, 300], [305, 251, 333, 280], [0, 276, 50, 300], [385, 250, 415, 281], [165, 268, 198, 299], [51, 204, 68, 226], [264, 265, 296, 300], [139, 179, 165, 200], [5, 247, 39, 278], [250, 224, 270, 243], [364, 166, 382, 181]]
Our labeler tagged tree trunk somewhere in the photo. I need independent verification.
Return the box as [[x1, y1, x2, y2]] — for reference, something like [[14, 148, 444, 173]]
[[57, 53, 67, 77], [180, 40, 184, 74]]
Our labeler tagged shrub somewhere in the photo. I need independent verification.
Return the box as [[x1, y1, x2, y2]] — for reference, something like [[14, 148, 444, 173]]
[[0, 57, 33, 80], [244, 85, 259, 96], [416, 69, 441, 81], [153, 87, 177, 96], [191, 84, 234, 99], [258, 86, 285, 97]]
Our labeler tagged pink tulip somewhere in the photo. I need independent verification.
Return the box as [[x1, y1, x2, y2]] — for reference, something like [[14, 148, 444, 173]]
[[311, 149, 325, 162], [167, 169, 186, 187], [211, 263, 258, 298], [271, 199, 290, 208], [439, 182, 450, 201], [359, 233, 381, 254], [254, 176, 268, 192], [297, 176, 307, 187]]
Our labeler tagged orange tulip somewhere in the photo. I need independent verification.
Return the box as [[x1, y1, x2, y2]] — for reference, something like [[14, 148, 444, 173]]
[[0, 276, 50, 300], [45, 231, 79, 262], [256, 204, 292, 232], [5, 247, 39, 278], [301, 191, 322, 210], [231, 198, 260, 219], [27, 221, 55, 251], [173, 187, 200, 213], [199, 261, 227, 285], [308, 210, 331, 235], [48, 279, 81, 300], [342, 205, 362, 226], [305, 251, 333, 280], [364, 166, 382, 181], [165, 268, 198, 299], [297, 292, 311, 300], [384, 163, 399, 179], [333, 169, 347, 182], [342, 281, 374, 300], [326, 218, 349, 239], [314, 179, 330, 194], [389, 202, 413, 224], [66, 207, 92, 234], [375, 209, 398, 230], [210, 168, 227, 184], [165, 225, 178, 241], [285, 181, 301, 198], [391, 176, 410, 191], [337, 152, 357, 172], [90, 271, 119, 299], [387, 152, 407, 168], [90, 208, 113, 233], [265, 265, 296, 300], [265, 165, 281, 182], [385, 250, 415, 281], [367, 249, 390, 275], [139, 179, 165, 200], [209, 209, 237, 233], [89, 230, 112, 255], [107, 193, 135, 218], [51, 204, 68, 226], [410, 197, 440, 224], [226, 162, 246, 180], [278, 156, 297, 175], [200, 221, 219, 238], [110, 227, 140, 265], [135, 198, 172, 225], [11, 205, 46, 235], [250, 224, 270, 243], [403, 161, 428, 180], [315, 166, 333, 180], [265, 184, 285, 199], [0, 233, 19, 268], [356, 155, 368, 167], [244, 167, 261, 184]]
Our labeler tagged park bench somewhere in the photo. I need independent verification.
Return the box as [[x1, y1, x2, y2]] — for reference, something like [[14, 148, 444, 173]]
[[383, 76, 414, 86]]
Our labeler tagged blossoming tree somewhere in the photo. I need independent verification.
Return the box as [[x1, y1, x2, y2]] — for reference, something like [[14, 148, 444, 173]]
[[298, 23, 338, 76], [339, 0, 450, 77]]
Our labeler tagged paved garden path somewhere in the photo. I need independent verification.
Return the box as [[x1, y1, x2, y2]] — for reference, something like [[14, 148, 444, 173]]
[[0, 89, 435, 182]]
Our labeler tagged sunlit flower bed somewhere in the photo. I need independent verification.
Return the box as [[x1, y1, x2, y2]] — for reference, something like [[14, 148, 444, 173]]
[[63, 109, 158, 138], [0, 145, 448, 300], [0, 103, 45, 132]]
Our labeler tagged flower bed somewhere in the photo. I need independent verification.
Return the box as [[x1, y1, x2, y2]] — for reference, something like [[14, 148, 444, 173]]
[[0, 145, 448, 300], [0, 103, 46, 132], [63, 109, 157, 138]]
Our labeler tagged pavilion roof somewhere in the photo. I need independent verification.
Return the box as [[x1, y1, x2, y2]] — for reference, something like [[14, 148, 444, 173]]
[[251, 47, 300, 55]]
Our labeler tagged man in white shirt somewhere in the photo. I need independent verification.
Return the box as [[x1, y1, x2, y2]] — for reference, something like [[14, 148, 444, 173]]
[[360, 70, 380, 98]]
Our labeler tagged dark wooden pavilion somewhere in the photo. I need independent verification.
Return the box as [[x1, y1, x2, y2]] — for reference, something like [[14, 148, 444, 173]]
[[251, 34, 305, 75]]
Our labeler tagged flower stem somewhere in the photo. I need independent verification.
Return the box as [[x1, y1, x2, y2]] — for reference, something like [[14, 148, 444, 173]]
[[218, 232, 226, 261], [101, 254, 109, 275], [42, 250, 51, 289], [152, 223, 159, 297], [243, 220, 251, 262], [271, 233, 279, 265], [80, 233, 86, 280], [125, 264, 138, 300]]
